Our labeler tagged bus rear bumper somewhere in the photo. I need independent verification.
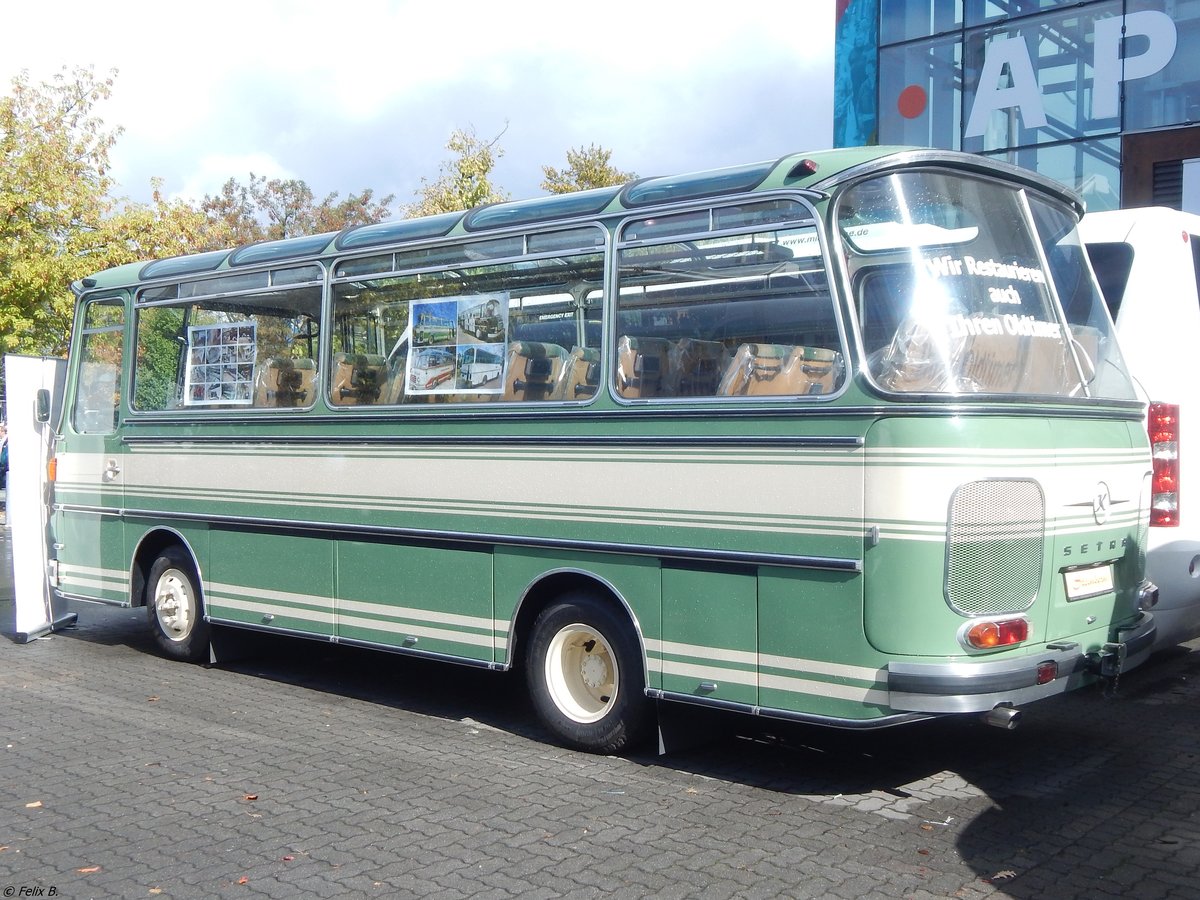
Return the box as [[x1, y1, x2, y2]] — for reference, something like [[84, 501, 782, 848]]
[[886, 612, 1156, 714]]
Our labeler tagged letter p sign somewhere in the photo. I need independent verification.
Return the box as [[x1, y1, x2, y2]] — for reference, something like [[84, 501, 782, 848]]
[[1093, 11, 1177, 120]]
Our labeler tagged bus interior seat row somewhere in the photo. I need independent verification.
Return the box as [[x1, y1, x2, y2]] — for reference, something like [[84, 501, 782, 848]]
[[324, 335, 844, 407]]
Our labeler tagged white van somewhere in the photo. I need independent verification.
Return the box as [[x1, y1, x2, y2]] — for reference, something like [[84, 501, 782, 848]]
[[1081, 207, 1200, 649]]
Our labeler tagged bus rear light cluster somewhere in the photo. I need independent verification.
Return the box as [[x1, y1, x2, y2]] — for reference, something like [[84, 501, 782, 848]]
[[1149, 402, 1180, 527], [963, 618, 1029, 650]]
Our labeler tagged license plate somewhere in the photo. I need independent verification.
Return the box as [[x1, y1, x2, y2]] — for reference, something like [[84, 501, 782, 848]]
[[1064, 564, 1115, 601]]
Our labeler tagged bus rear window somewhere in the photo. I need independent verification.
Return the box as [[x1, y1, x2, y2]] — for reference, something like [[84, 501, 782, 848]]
[[840, 170, 1133, 399]]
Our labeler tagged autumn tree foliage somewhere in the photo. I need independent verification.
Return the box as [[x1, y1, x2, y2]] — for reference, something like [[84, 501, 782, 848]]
[[541, 144, 636, 194], [404, 126, 511, 217]]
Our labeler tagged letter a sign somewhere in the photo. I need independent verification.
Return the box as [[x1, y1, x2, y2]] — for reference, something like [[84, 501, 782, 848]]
[[965, 11, 1178, 139], [965, 35, 1047, 138]]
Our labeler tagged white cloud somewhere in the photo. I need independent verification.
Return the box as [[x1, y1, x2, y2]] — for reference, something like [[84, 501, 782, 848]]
[[169, 152, 296, 205], [3, 0, 835, 208]]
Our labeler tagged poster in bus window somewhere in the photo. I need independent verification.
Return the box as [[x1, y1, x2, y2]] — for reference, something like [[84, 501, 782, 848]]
[[184, 322, 257, 406], [407, 294, 509, 395]]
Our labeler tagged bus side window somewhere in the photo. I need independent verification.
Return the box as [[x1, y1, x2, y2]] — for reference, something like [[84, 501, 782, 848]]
[[73, 297, 124, 434]]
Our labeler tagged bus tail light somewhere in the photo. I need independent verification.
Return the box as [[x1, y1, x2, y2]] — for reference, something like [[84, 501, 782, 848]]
[[1149, 402, 1180, 527], [964, 618, 1028, 650]]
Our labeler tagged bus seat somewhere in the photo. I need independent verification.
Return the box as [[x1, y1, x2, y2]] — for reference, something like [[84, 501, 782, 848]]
[[553, 346, 601, 400], [615, 336, 671, 398], [670, 338, 729, 397], [332, 352, 386, 405], [782, 346, 843, 395], [718, 344, 843, 396], [255, 357, 316, 407], [717, 343, 792, 395], [504, 341, 569, 401]]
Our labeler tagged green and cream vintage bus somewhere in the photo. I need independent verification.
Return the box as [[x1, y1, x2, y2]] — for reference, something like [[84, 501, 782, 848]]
[[51, 147, 1158, 753]]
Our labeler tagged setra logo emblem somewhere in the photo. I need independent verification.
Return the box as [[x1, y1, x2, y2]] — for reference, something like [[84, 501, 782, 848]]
[[1092, 482, 1111, 526]]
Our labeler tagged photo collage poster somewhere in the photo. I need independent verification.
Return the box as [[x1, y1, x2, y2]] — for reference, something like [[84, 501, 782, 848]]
[[184, 322, 257, 406], [407, 293, 509, 395]]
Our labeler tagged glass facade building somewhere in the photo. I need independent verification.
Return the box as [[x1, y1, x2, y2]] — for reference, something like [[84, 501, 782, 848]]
[[835, 1, 1200, 211]]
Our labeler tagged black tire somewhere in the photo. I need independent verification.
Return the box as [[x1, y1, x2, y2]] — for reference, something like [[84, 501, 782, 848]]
[[525, 593, 654, 754], [145, 548, 210, 663]]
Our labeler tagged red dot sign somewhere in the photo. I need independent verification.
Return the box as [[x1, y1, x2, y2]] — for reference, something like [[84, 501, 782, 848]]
[[898, 85, 927, 119]]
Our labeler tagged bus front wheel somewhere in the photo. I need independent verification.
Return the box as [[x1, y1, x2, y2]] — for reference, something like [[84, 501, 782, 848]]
[[526, 594, 653, 753], [145, 548, 210, 663]]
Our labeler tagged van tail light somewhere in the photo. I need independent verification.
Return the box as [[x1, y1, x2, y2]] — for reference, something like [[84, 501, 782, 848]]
[[1149, 402, 1180, 527]]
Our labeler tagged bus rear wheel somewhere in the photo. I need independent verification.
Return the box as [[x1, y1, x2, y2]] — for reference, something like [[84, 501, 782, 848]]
[[145, 548, 209, 663], [526, 593, 653, 754]]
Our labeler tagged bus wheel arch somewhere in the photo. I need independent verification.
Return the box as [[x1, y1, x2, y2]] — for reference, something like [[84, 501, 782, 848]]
[[514, 572, 654, 753], [132, 529, 210, 663]]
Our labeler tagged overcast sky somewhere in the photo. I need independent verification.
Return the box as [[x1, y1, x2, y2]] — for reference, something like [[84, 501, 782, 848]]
[[5, 0, 836, 214]]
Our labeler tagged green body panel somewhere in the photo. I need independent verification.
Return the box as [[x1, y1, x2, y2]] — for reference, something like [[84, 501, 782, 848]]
[[660, 566, 758, 705], [53, 431, 128, 605], [757, 568, 885, 720], [335, 540, 493, 661], [864, 415, 1146, 659], [207, 530, 334, 636]]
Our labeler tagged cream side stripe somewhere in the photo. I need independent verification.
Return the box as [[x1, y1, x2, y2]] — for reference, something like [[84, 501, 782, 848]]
[[336, 613, 493, 648], [120, 487, 865, 538], [60, 576, 125, 593], [656, 660, 889, 704], [128, 444, 861, 464], [122, 483, 863, 530], [58, 563, 128, 581], [645, 639, 884, 683], [123, 452, 865, 522], [658, 659, 757, 687], [759, 672, 890, 705], [757, 653, 886, 682], [209, 584, 497, 633], [209, 595, 335, 625], [211, 597, 494, 649], [338, 598, 493, 632]]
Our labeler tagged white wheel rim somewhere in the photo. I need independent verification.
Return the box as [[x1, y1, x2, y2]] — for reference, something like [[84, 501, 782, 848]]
[[154, 567, 195, 642], [545, 623, 619, 724]]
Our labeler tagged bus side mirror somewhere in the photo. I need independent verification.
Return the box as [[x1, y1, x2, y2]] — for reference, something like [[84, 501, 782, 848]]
[[35, 388, 51, 424]]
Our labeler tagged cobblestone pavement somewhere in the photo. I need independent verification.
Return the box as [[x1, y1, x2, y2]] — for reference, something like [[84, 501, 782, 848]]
[[3, 528, 1200, 898]]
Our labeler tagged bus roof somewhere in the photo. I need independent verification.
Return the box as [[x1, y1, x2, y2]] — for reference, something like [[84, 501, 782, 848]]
[[75, 146, 1082, 294]]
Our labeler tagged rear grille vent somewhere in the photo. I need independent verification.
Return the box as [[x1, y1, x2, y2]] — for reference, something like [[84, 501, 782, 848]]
[[946, 479, 1045, 616]]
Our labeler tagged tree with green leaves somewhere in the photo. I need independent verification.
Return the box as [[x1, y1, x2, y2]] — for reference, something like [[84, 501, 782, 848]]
[[404, 126, 510, 217], [541, 144, 636, 194], [0, 66, 121, 356]]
